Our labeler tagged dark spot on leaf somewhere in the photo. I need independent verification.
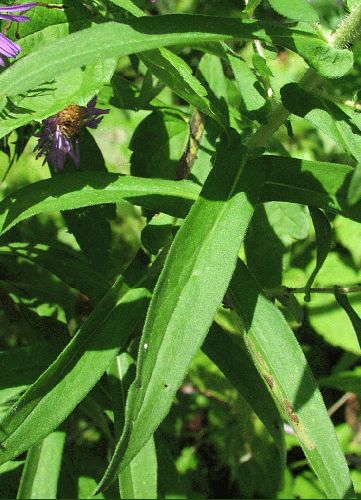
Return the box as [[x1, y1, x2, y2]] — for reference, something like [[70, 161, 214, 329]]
[[284, 400, 299, 424]]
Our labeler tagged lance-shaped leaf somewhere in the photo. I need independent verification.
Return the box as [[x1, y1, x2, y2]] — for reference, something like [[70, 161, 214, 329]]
[[0, 259, 158, 465], [0, 16, 353, 99], [228, 260, 355, 499], [0, 174, 201, 237], [95, 130, 268, 493], [108, 354, 158, 499], [2, 156, 361, 243], [17, 431, 66, 499]]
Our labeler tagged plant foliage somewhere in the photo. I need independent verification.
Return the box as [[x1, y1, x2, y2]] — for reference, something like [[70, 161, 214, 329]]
[[1, 0, 361, 498]]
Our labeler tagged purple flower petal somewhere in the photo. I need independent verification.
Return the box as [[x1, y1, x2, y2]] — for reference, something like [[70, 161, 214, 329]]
[[35, 98, 110, 170], [0, 3, 38, 12], [0, 13, 30, 21], [0, 3, 38, 63], [0, 32, 20, 57]]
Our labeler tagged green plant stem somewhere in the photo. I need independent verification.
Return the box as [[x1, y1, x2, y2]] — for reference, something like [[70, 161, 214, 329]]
[[266, 285, 361, 297], [247, 4, 361, 151], [331, 4, 361, 49]]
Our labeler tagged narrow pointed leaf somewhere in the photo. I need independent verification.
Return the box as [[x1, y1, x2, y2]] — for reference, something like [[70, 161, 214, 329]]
[[227, 52, 266, 112], [0, 261, 158, 465], [17, 431, 66, 499], [95, 130, 268, 493], [304, 208, 332, 302], [229, 260, 355, 499], [108, 354, 158, 499], [2, 156, 361, 241], [0, 174, 200, 237], [0, 16, 352, 100]]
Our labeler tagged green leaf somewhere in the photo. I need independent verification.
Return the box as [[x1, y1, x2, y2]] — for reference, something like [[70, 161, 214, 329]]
[[17, 431, 66, 499], [335, 216, 361, 267], [268, 0, 319, 22], [130, 110, 189, 179], [2, 156, 361, 242], [281, 84, 361, 163], [0, 341, 64, 419], [57, 129, 115, 273], [13, 0, 96, 56], [0, 260, 157, 464], [227, 52, 266, 112], [245, 202, 309, 289], [95, 130, 268, 493], [0, 174, 200, 237], [202, 324, 285, 462], [0, 60, 116, 140], [108, 0, 144, 16], [0, 242, 109, 304], [141, 49, 227, 128], [319, 367, 361, 396], [258, 155, 361, 223], [334, 288, 361, 350], [196, 52, 230, 128], [108, 354, 158, 499], [307, 252, 361, 354], [0, 16, 352, 99], [304, 208, 332, 302], [347, 163, 361, 206], [228, 260, 355, 499], [108, 1, 227, 126]]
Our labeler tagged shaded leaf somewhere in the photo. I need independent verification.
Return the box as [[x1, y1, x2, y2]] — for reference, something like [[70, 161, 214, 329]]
[[0, 259, 158, 464], [229, 259, 355, 499], [281, 83, 361, 163], [304, 208, 332, 302], [202, 324, 285, 462]]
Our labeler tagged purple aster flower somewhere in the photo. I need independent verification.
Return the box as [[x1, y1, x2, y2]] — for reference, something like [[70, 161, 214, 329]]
[[34, 97, 110, 171], [0, 3, 38, 66]]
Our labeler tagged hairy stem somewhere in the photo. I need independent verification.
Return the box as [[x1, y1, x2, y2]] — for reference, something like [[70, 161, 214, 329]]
[[331, 4, 361, 49]]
